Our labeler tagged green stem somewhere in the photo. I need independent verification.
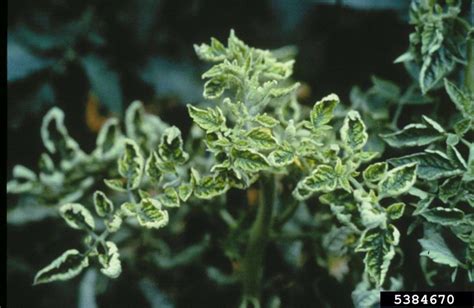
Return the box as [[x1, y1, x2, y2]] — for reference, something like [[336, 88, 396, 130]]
[[273, 198, 299, 229], [349, 177, 366, 193], [391, 101, 405, 129], [466, 3, 474, 93], [241, 175, 276, 305]]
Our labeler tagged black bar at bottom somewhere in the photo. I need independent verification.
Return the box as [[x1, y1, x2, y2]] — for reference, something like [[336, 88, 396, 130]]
[[380, 291, 473, 307]]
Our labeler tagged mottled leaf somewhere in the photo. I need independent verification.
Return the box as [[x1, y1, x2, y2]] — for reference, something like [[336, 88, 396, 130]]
[[341, 111, 368, 151], [158, 126, 188, 164], [246, 127, 277, 150], [379, 163, 417, 197], [187, 105, 226, 133], [98, 241, 122, 279], [355, 225, 400, 286], [363, 162, 388, 183], [34, 250, 89, 285], [386, 202, 405, 220], [231, 148, 269, 172], [157, 187, 180, 208], [310, 93, 339, 129], [254, 113, 279, 128], [60, 203, 95, 231], [268, 147, 294, 167], [118, 139, 144, 189], [388, 151, 463, 180], [137, 198, 169, 229]]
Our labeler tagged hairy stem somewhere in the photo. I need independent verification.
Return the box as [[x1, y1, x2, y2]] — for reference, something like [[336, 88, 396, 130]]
[[241, 174, 276, 305]]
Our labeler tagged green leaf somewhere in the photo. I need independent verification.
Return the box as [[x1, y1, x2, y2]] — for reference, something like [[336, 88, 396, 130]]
[[120, 202, 137, 217], [386, 202, 405, 220], [439, 176, 462, 203], [7, 165, 37, 194], [104, 178, 128, 192], [323, 226, 354, 256], [105, 214, 122, 233], [351, 278, 380, 308], [203, 77, 227, 99], [381, 123, 444, 148], [194, 37, 227, 62], [419, 51, 454, 94], [158, 126, 188, 164], [124, 100, 168, 148], [269, 82, 299, 100], [254, 113, 279, 128], [310, 93, 339, 129], [355, 225, 400, 286], [371, 75, 400, 100], [359, 200, 387, 230], [98, 241, 122, 279], [304, 165, 337, 192], [136, 198, 169, 229], [118, 139, 144, 190], [246, 127, 278, 150], [388, 151, 463, 181], [268, 147, 294, 167], [355, 151, 380, 163], [363, 162, 388, 183], [465, 144, 474, 182], [194, 175, 229, 199], [444, 79, 474, 119], [320, 191, 360, 231], [145, 151, 163, 183], [178, 183, 193, 202], [40, 107, 85, 164], [12, 164, 37, 181], [187, 105, 226, 133], [421, 207, 465, 226], [453, 118, 472, 136], [93, 191, 113, 217], [231, 148, 269, 172], [419, 226, 461, 267], [60, 203, 95, 231], [341, 111, 368, 151], [34, 249, 89, 285], [293, 165, 337, 200], [379, 163, 417, 197], [40, 107, 68, 153], [157, 187, 180, 208], [95, 118, 122, 160], [421, 115, 445, 133]]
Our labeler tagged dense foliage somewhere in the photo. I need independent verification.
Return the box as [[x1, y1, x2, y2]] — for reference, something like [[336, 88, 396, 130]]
[[7, 0, 473, 307]]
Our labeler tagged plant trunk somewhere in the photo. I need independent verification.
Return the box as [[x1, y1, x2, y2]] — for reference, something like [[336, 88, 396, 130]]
[[240, 175, 275, 306]]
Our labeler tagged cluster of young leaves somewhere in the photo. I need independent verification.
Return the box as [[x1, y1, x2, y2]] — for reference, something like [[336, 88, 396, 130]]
[[193, 31, 422, 295], [7, 100, 196, 283], [396, 0, 473, 93], [380, 77, 473, 283], [188, 30, 300, 196], [7, 101, 169, 207], [290, 99, 418, 287]]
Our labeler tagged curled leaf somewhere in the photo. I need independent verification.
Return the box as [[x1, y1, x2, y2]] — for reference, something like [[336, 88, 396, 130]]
[[60, 203, 95, 231], [34, 249, 89, 285]]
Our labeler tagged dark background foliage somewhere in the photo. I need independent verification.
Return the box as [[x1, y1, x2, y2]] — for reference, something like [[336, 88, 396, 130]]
[[7, 0, 438, 307]]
